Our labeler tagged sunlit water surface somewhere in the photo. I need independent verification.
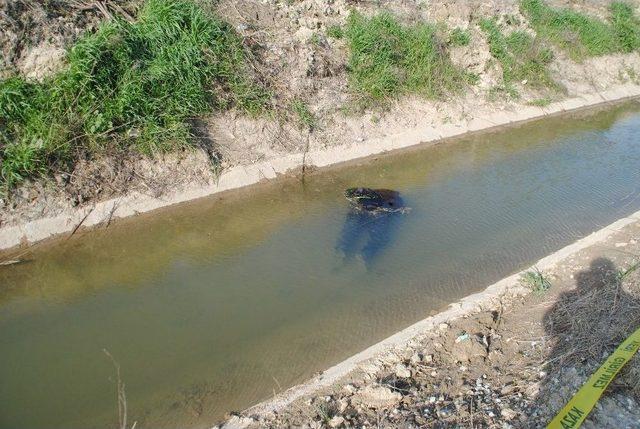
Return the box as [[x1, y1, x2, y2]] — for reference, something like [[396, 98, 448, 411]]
[[1, 102, 640, 428]]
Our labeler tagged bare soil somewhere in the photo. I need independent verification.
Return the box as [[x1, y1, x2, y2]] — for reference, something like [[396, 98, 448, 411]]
[[228, 218, 640, 428]]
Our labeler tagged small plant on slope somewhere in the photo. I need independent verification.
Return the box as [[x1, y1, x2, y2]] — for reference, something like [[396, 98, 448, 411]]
[[480, 18, 559, 98], [520, 267, 552, 295], [449, 27, 471, 47]]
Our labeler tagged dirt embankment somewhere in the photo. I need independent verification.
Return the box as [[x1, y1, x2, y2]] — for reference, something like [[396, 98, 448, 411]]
[[222, 215, 640, 429], [2, 0, 640, 237]]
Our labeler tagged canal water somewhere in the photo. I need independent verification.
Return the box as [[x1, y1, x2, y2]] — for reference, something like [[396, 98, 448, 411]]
[[1, 102, 640, 429]]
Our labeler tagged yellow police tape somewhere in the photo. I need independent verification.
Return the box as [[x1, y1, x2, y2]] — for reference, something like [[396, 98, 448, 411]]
[[547, 326, 640, 429]]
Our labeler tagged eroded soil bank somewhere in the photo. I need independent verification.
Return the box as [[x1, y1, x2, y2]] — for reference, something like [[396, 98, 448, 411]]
[[2, 0, 640, 250], [224, 213, 640, 428]]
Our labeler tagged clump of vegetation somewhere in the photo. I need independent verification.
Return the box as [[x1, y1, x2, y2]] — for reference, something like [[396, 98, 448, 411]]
[[327, 24, 344, 39], [291, 99, 316, 131], [520, 267, 552, 295], [617, 260, 640, 281], [0, 0, 268, 190], [527, 97, 552, 107], [611, 2, 640, 52], [344, 11, 473, 106], [521, 0, 640, 58], [449, 27, 471, 47], [480, 18, 558, 97]]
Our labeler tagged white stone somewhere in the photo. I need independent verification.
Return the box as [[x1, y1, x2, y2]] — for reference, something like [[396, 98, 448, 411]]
[[501, 408, 518, 420], [294, 27, 314, 43], [221, 416, 254, 429], [328, 416, 345, 428], [394, 364, 411, 378], [351, 386, 401, 409]]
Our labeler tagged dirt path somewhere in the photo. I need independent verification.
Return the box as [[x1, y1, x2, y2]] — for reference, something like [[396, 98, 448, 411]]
[[222, 217, 640, 428]]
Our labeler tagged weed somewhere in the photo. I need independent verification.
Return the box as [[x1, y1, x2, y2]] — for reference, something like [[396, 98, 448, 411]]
[[327, 24, 344, 39], [624, 66, 639, 83], [315, 402, 337, 424], [521, 0, 640, 59], [487, 84, 520, 101], [480, 18, 559, 96], [520, 267, 552, 295], [503, 14, 521, 26], [617, 260, 640, 281], [344, 11, 472, 106], [611, 1, 640, 52], [0, 0, 268, 190], [291, 99, 316, 131], [449, 27, 471, 46], [527, 97, 552, 107], [310, 32, 322, 46]]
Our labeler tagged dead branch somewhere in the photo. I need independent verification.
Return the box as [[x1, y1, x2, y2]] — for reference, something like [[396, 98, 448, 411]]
[[103, 349, 134, 429], [68, 206, 95, 239]]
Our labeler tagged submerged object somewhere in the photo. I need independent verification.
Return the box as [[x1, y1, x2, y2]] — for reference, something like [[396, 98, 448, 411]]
[[344, 187, 407, 213], [338, 187, 409, 267]]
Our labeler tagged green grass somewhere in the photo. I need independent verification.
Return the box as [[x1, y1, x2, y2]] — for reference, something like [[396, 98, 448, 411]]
[[611, 2, 640, 52], [521, 0, 640, 59], [327, 24, 344, 39], [291, 99, 316, 130], [527, 97, 552, 107], [0, 0, 268, 190], [310, 32, 322, 46], [449, 27, 471, 47], [344, 11, 473, 106], [480, 18, 558, 97], [617, 260, 640, 281], [520, 267, 552, 295]]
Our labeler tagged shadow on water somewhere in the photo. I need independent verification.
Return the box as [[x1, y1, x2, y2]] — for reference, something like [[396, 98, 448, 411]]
[[336, 195, 409, 269]]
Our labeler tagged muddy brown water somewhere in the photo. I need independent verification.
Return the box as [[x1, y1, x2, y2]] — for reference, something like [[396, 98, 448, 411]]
[[1, 102, 640, 429]]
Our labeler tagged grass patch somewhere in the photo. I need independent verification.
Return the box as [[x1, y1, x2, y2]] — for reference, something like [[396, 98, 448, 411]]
[[344, 11, 473, 106], [327, 24, 344, 39], [527, 97, 552, 107], [480, 18, 558, 97], [291, 99, 316, 130], [520, 267, 552, 295], [449, 27, 471, 47], [521, 0, 640, 59], [611, 2, 640, 52], [487, 85, 520, 101], [0, 0, 268, 190]]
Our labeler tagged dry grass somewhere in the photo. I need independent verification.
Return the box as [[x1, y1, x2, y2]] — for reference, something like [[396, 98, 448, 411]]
[[544, 257, 640, 398]]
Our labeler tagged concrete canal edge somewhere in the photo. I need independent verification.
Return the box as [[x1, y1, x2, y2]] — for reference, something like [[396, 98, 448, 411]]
[[1, 84, 639, 251], [232, 208, 640, 427]]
